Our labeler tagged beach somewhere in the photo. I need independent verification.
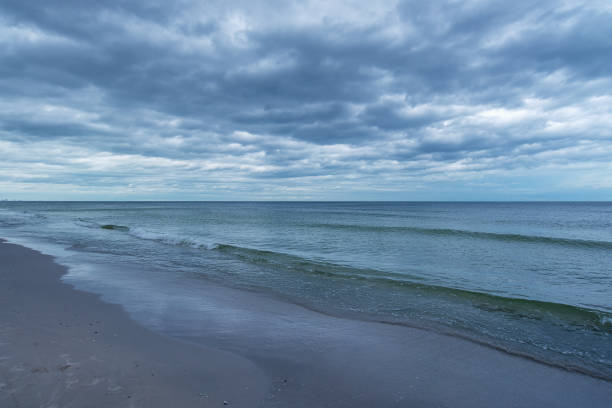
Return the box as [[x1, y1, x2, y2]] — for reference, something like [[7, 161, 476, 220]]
[[0, 240, 268, 407], [1, 238, 611, 407]]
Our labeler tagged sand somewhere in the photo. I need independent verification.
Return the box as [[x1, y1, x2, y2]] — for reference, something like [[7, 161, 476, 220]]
[[0, 240, 268, 407], [1, 239, 611, 407]]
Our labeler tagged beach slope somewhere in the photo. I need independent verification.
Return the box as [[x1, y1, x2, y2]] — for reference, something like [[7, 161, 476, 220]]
[[1, 239, 612, 407], [0, 241, 268, 408]]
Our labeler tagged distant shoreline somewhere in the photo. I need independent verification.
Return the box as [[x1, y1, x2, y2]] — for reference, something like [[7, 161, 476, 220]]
[[3, 200, 612, 202]]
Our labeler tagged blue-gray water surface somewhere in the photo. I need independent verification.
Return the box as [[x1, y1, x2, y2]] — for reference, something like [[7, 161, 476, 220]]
[[1, 201, 611, 379]]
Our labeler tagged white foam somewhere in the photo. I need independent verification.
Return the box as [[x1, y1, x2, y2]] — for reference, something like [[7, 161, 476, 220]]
[[127, 227, 219, 250]]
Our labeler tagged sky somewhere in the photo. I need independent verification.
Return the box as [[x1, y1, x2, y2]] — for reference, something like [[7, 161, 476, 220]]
[[1, 0, 611, 201]]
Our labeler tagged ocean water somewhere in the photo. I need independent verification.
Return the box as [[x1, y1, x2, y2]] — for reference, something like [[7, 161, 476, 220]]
[[1, 201, 611, 379]]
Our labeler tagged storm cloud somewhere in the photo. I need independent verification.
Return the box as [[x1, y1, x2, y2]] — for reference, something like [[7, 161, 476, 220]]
[[1, 0, 611, 199]]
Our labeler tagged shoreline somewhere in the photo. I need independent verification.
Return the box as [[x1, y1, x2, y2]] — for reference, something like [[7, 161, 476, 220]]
[[167, 253, 612, 382], [0, 240, 268, 407], [2, 238, 612, 407], [225, 277, 612, 382]]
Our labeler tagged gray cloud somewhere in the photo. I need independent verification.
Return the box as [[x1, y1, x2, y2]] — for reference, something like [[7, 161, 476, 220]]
[[0, 0, 611, 199]]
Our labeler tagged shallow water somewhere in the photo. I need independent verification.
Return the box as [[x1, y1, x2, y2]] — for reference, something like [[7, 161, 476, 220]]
[[1, 201, 611, 378]]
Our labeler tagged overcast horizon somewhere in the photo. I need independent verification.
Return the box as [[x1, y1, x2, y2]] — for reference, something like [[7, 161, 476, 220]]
[[1, 0, 612, 201]]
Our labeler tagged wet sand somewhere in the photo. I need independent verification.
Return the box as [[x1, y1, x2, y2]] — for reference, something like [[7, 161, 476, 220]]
[[0, 240, 268, 407], [1, 239, 612, 407]]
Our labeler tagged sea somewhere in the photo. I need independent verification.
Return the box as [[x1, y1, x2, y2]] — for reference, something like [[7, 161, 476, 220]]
[[1, 201, 611, 379]]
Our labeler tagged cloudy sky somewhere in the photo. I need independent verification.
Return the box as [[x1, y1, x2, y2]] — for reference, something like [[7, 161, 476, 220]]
[[1, 0, 611, 200]]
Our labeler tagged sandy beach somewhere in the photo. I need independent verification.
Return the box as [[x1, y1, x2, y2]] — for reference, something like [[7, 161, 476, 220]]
[[1, 239, 611, 407], [0, 240, 268, 407]]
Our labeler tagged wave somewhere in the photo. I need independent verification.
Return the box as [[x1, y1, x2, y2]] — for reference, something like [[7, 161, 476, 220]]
[[100, 224, 129, 231], [127, 227, 219, 250], [74, 219, 131, 232], [215, 243, 612, 332], [0, 209, 47, 227], [73, 218, 612, 334], [90, 221, 612, 331], [308, 223, 612, 250], [74, 218, 219, 249], [215, 243, 612, 380]]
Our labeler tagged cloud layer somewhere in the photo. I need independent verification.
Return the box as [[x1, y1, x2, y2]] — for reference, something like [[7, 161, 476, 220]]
[[1, 0, 611, 199]]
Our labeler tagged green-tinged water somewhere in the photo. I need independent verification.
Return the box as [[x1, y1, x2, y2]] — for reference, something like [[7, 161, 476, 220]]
[[1, 201, 611, 378]]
